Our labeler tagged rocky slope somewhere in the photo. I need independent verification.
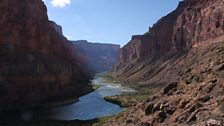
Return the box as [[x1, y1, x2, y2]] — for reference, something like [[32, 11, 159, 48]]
[[107, 0, 224, 125], [72, 40, 120, 72], [107, 42, 224, 126], [0, 0, 91, 111]]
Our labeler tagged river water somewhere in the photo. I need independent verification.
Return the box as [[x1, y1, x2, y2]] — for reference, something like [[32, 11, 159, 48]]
[[22, 76, 135, 121]]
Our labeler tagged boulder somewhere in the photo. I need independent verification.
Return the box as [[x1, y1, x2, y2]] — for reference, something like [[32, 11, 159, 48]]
[[162, 82, 178, 95]]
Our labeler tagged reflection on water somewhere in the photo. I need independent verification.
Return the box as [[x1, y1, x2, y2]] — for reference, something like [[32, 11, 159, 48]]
[[30, 76, 135, 121]]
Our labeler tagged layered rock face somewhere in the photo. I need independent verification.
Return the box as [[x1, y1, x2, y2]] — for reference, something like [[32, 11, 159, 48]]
[[0, 0, 91, 110], [106, 0, 224, 125], [114, 0, 224, 84], [72, 40, 120, 72], [119, 0, 224, 64]]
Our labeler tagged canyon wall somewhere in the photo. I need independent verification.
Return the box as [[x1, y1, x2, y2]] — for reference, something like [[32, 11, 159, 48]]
[[107, 0, 224, 125], [0, 0, 91, 111], [119, 0, 224, 64], [114, 0, 224, 84], [72, 40, 120, 72]]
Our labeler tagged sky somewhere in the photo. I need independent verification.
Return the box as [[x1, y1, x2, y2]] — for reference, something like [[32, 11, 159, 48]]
[[43, 0, 181, 47]]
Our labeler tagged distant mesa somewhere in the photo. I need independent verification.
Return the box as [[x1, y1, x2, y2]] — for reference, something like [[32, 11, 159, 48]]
[[72, 40, 120, 72]]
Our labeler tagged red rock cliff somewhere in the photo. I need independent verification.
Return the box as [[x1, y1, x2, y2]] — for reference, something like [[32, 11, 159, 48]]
[[114, 0, 224, 83], [118, 0, 224, 65], [0, 0, 91, 110]]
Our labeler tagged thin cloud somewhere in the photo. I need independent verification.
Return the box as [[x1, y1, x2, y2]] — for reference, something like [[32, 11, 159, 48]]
[[42, 0, 71, 8], [51, 0, 71, 8], [66, 35, 72, 40]]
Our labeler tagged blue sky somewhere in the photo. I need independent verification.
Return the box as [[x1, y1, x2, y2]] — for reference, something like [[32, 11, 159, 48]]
[[43, 0, 181, 46]]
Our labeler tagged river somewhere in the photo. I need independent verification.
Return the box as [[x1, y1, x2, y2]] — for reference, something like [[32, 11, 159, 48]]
[[19, 75, 135, 121]]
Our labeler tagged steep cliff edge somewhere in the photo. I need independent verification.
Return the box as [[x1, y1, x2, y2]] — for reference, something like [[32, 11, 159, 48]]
[[0, 0, 91, 111], [72, 40, 120, 72], [113, 0, 224, 85], [50, 21, 63, 36], [107, 0, 224, 125]]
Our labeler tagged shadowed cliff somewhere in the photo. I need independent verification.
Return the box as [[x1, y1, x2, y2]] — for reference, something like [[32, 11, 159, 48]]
[[0, 0, 92, 111]]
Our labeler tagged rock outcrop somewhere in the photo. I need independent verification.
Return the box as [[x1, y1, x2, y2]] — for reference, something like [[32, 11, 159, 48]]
[[113, 0, 224, 84], [50, 21, 63, 35], [0, 0, 91, 111], [72, 40, 120, 72]]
